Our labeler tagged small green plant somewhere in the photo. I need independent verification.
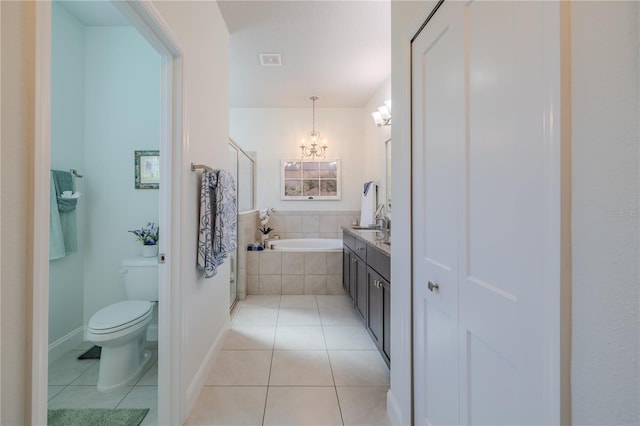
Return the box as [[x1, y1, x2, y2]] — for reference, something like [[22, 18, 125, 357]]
[[128, 222, 159, 245]]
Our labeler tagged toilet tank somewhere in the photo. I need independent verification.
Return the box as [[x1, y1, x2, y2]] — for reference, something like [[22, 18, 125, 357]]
[[121, 257, 158, 301]]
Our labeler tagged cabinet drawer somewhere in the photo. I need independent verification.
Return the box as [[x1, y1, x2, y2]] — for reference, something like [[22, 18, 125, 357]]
[[343, 231, 356, 251], [367, 246, 390, 282], [355, 238, 367, 259]]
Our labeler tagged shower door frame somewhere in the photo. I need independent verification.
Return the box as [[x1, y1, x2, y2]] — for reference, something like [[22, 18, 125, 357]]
[[32, 1, 185, 424]]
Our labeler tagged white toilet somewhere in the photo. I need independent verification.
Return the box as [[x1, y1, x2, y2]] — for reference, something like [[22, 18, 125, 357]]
[[87, 257, 158, 392]]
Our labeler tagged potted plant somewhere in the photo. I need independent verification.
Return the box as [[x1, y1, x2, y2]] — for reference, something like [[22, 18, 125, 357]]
[[129, 222, 159, 257], [258, 208, 274, 244]]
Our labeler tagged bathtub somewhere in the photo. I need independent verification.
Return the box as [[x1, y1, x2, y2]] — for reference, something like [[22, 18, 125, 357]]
[[248, 238, 344, 295], [267, 238, 342, 252]]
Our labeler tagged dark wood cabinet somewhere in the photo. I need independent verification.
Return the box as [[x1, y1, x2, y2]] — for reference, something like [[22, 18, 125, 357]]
[[343, 235, 367, 321], [354, 255, 367, 320], [382, 278, 391, 362], [342, 229, 391, 366], [342, 247, 354, 299], [367, 267, 384, 347]]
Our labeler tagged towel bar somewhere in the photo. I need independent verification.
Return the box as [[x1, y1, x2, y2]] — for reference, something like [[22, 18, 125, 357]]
[[191, 163, 216, 173], [70, 169, 83, 178]]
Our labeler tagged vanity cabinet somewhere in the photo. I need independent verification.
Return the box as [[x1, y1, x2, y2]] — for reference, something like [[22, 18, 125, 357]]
[[342, 233, 367, 321], [342, 229, 391, 366]]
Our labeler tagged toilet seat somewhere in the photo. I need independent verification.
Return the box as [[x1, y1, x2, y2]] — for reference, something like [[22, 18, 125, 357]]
[[89, 300, 153, 335]]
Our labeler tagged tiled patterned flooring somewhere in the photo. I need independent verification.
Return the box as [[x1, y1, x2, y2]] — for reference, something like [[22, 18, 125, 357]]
[[47, 343, 157, 425], [47, 295, 390, 426], [186, 295, 391, 426]]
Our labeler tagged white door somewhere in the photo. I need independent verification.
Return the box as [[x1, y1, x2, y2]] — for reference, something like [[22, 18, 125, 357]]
[[412, 1, 561, 424], [411, 1, 464, 424]]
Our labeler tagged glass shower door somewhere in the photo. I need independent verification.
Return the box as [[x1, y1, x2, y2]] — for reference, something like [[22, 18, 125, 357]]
[[228, 144, 239, 308]]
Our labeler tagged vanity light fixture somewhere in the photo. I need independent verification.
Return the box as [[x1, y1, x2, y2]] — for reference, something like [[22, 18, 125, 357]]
[[300, 95, 328, 160], [371, 99, 392, 127]]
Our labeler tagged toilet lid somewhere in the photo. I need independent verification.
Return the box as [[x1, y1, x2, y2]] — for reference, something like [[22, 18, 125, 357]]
[[89, 300, 152, 332]]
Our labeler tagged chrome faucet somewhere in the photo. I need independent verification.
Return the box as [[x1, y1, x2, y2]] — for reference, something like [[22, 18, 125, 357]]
[[375, 216, 389, 231]]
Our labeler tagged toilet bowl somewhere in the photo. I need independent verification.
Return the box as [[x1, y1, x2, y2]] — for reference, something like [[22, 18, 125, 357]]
[[88, 257, 158, 392], [88, 300, 153, 391]]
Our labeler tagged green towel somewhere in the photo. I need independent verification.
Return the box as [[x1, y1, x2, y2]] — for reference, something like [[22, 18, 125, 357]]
[[51, 169, 77, 212], [50, 170, 78, 257], [49, 175, 66, 260]]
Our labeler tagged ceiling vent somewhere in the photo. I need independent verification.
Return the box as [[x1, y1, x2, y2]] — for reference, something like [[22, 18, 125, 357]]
[[259, 53, 282, 66]]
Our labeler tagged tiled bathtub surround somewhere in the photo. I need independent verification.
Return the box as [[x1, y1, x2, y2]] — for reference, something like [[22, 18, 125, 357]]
[[266, 211, 360, 240], [247, 250, 344, 295], [237, 210, 259, 301]]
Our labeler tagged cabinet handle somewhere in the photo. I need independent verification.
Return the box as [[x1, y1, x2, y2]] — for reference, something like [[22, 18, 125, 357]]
[[427, 281, 439, 292], [357, 247, 365, 251], [352, 258, 357, 263]]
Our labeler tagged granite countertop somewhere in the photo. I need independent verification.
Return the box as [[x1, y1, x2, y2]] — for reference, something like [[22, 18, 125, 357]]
[[342, 227, 391, 256]]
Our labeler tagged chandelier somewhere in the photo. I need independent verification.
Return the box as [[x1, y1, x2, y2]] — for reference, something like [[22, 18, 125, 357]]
[[300, 96, 328, 159]]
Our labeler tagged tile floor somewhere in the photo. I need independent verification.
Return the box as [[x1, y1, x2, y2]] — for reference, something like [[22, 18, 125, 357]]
[[48, 342, 157, 426], [47, 295, 390, 426], [185, 295, 391, 426]]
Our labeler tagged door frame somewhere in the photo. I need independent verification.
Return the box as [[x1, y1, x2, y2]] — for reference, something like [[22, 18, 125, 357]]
[[32, 1, 185, 424]]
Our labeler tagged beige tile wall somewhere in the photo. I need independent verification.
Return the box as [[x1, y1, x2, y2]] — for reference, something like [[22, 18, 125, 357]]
[[267, 210, 360, 240], [237, 210, 259, 300]]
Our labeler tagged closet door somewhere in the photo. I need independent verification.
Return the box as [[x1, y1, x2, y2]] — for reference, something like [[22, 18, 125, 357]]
[[458, 1, 555, 423], [411, 1, 465, 424], [412, 1, 561, 424]]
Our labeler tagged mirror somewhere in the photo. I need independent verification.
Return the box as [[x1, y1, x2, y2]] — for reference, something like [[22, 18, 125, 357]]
[[385, 139, 391, 214]]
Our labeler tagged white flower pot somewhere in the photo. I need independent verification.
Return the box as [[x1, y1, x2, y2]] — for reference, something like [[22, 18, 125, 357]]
[[142, 245, 158, 258]]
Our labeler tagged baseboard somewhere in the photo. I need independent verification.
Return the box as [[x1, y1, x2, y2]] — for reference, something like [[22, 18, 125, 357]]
[[184, 317, 230, 420], [48, 326, 85, 363], [387, 389, 405, 426]]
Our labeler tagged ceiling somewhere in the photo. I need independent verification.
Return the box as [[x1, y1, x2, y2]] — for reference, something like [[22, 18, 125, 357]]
[[57, 1, 391, 109], [218, 1, 391, 108]]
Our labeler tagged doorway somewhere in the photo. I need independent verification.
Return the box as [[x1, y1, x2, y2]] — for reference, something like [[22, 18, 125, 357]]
[[33, 1, 184, 424]]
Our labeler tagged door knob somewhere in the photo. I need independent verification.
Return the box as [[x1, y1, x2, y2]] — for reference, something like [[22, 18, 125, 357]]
[[427, 281, 439, 292]]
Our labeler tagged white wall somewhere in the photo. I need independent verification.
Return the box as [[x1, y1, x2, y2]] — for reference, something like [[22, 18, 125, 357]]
[[150, 1, 230, 419], [49, 2, 85, 346], [362, 76, 391, 215], [82, 26, 160, 324], [571, 2, 639, 424], [230, 107, 364, 211]]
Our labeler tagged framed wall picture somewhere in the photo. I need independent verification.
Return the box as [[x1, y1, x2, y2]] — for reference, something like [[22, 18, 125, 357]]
[[281, 159, 341, 200], [135, 150, 159, 189]]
